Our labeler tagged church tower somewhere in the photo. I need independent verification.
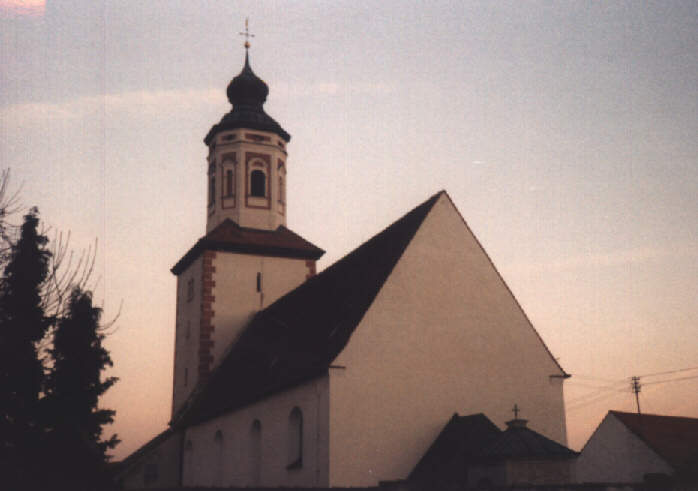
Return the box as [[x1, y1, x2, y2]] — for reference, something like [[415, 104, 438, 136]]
[[204, 51, 290, 233], [170, 44, 324, 419]]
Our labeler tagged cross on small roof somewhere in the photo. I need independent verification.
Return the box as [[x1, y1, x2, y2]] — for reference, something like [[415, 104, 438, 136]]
[[512, 404, 521, 419], [239, 18, 255, 50]]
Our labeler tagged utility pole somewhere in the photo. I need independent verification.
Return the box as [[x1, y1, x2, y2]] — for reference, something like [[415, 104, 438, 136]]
[[631, 376, 642, 415]]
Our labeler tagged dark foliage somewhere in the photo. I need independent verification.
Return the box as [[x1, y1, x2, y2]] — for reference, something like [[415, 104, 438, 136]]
[[0, 208, 52, 489], [44, 286, 120, 489], [0, 206, 119, 491]]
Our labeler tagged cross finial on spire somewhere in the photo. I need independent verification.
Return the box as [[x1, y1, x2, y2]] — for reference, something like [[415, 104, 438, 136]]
[[512, 404, 520, 419], [239, 17, 254, 50]]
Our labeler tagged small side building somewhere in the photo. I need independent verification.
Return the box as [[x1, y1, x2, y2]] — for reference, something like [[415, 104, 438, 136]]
[[410, 413, 577, 490], [115, 429, 182, 489], [576, 411, 698, 486]]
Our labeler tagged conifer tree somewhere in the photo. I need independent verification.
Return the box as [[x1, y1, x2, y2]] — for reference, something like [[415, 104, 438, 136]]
[[45, 286, 119, 489], [0, 207, 51, 489]]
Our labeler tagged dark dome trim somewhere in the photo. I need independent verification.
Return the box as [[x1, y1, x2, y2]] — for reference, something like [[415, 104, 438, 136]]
[[205, 110, 290, 145], [205, 53, 291, 145]]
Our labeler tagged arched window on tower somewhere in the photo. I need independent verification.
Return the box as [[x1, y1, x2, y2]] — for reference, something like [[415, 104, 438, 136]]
[[287, 407, 303, 469], [250, 170, 266, 197], [226, 169, 234, 197], [250, 419, 262, 485], [209, 171, 216, 206], [278, 176, 284, 203]]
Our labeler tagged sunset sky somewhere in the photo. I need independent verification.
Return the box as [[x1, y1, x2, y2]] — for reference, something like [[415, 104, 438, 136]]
[[1, 1, 696, 460]]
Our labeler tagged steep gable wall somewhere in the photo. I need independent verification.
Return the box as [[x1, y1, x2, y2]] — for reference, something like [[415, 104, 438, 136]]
[[329, 193, 566, 486]]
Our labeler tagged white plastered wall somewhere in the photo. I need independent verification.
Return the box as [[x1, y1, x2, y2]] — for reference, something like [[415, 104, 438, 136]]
[[172, 257, 203, 417], [210, 252, 310, 366], [182, 375, 329, 488], [328, 193, 567, 487], [575, 413, 673, 483]]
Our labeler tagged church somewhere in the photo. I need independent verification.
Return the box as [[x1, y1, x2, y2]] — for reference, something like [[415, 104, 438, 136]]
[[117, 44, 569, 489]]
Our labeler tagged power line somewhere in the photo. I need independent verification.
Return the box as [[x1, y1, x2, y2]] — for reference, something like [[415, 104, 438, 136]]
[[636, 366, 698, 378], [567, 381, 627, 389], [571, 374, 626, 384], [566, 367, 698, 413], [643, 374, 698, 386], [567, 387, 627, 412], [566, 380, 629, 409]]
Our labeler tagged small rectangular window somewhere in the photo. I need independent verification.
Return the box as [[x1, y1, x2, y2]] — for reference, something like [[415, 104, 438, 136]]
[[187, 278, 194, 301], [226, 169, 234, 197], [256, 272, 261, 292]]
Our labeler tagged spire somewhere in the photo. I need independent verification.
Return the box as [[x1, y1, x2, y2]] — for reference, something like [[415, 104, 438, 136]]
[[239, 17, 254, 51], [226, 20, 267, 108], [204, 21, 290, 145]]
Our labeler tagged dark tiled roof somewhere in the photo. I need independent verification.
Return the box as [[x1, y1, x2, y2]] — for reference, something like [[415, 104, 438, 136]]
[[114, 428, 174, 475], [171, 220, 324, 275], [476, 419, 578, 460], [204, 53, 290, 144], [173, 192, 442, 426], [409, 413, 501, 485], [612, 411, 698, 471], [205, 105, 290, 145]]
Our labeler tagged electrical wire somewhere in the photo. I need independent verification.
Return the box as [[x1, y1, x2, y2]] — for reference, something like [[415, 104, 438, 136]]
[[635, 366, 698, 378], [642, 374, 698, 386], [567, 388, 628, 412]]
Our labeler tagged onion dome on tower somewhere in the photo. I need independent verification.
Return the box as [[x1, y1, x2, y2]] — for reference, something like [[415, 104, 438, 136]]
[[204, 52, 290, 145]]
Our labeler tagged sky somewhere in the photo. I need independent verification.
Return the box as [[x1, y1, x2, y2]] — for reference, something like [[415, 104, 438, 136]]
[[1, 1, 696, 459]]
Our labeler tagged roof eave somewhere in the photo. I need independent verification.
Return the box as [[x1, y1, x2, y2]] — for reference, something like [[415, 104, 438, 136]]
[[171, 239, 324, 275]]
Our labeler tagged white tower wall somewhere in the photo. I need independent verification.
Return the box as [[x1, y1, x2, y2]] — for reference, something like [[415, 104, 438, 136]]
[[206, 129, 288, 232]]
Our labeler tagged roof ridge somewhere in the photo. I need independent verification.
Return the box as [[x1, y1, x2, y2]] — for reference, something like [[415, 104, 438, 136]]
[[612, 410, 698, 421]]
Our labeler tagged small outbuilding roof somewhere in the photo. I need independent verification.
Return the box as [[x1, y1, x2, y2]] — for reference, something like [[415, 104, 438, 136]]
[[409, 413, 501, 485], [477, 418, 578, 460], [611, 411, 698, 472]]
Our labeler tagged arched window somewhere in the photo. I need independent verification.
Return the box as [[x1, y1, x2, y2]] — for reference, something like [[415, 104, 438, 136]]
[[278, 176, 284, 203], [250, 170, 266, 197], [287, 407, 303, 469], [225, 169, 234, 197], [250, 420, 262, 485], [208, 163, 216, 206]]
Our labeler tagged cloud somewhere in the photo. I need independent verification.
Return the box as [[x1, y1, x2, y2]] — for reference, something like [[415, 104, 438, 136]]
[[274, 81, 393, 98], [1, 81, 392, 129], [0, 0, 44, 18], [1, 88, 221, 127]]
